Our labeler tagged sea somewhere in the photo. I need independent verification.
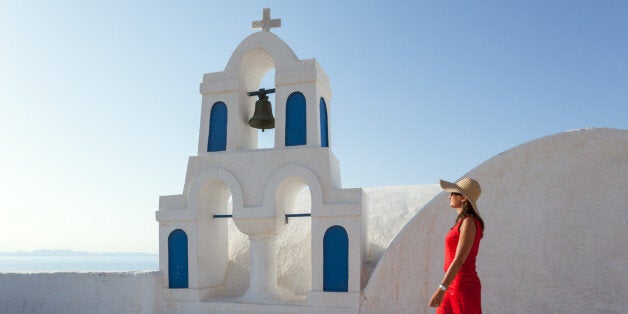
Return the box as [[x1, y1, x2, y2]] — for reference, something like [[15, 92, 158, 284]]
[[0, 255, 158, 273]]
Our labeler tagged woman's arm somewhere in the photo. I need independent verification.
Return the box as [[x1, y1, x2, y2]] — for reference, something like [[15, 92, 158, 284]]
[[429, 217, 477, 307], [440, 217, 477, 286]]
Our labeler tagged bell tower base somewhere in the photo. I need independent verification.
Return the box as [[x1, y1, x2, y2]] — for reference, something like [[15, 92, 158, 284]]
[[166, 300, 358, 313]]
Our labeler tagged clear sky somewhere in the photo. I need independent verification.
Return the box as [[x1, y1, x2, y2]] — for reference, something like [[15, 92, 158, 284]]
[[1, 1, 626, 253]]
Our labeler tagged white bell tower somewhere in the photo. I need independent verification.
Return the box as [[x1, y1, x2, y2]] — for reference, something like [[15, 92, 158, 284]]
[[156, 8, 368, 310]]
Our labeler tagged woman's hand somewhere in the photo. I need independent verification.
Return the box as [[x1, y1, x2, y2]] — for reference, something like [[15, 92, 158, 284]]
[[429, 288, 445, 307]]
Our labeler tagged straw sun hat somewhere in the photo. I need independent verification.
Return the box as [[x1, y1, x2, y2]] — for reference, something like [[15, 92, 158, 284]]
[[439, 178, 482, 215]]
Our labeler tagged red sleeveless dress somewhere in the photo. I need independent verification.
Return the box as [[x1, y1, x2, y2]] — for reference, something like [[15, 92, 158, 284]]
[[436, 217, 482, 314]]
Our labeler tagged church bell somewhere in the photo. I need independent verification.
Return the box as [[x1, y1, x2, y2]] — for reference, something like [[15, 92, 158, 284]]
[[248, 90, 275, 131]]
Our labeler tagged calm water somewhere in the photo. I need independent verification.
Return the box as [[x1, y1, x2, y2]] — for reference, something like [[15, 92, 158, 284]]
[[0, 256, 158, 273]]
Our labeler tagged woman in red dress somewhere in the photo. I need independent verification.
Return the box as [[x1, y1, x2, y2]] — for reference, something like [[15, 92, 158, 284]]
[[429, 178, 484, 314]]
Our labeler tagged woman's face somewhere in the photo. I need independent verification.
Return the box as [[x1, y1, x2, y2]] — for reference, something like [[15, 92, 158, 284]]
[[448, 192, 467, 209]]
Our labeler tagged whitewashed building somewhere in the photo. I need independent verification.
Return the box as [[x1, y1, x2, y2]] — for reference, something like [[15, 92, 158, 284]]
[[155, 8, 368, 312]]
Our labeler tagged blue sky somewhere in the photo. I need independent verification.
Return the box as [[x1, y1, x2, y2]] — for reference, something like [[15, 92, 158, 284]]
[[1, 1, 626, 253]]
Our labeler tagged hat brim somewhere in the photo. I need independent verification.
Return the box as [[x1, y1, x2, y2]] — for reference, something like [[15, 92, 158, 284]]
[[439, 179, 463, 194], [440, 179, 480, 215]]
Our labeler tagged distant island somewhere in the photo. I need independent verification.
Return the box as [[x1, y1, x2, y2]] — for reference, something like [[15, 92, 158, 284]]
[[0, 249, 157, 257]]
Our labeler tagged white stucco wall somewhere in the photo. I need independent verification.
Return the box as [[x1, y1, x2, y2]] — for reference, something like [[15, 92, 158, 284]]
[[0, 184, 439, 314], [361, 128, 628, 313], [0, 271, 165, 314], [215, 184, 441, 298], [3, 128, 625, 313], [363, 184, 441, 280]]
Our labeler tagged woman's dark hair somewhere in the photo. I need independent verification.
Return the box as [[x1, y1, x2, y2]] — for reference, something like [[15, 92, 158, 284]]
[[457, 200, 485, 236]]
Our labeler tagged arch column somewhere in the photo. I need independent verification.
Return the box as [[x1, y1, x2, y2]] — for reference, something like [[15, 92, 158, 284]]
[[233, 213, 284, 303], [244, 234, 280, 301]]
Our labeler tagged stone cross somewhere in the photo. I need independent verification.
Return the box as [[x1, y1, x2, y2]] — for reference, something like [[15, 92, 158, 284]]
[[252, 8, 281, 32]]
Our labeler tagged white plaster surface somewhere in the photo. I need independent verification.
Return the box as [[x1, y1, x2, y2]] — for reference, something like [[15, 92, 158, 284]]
[[0, 271, 166, 314], [361, 128, 628, 313], [0, 185, 377, 312], [3, 128, 624, 313], [215, 184, 440, 299], [159, 29, 363, 305], [362, 184, 441, 280]]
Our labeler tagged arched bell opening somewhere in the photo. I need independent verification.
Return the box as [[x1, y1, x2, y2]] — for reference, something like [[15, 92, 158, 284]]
[[256, 68, 276, 149], [223, 192, 251, 297], [198, 178, 232, 223], [196, 179, 234, 290], [238, 48, 277, 150], [275, 177, 312, 296]]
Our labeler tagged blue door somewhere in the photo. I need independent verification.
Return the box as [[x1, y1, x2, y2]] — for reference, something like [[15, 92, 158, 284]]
[[207, 102, 227, 152], [285, 92, 306, 146], [319, 98, 329, 147], [168, 229, 188, 288], [323, 225, 348, 292]]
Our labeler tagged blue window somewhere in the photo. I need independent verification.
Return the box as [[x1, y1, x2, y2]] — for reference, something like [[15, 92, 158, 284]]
[[319, 98, 329, 147], [285, 92, 306, 146], [207, 102, 227, 152], [168, 229, 189, 288], [323, 225, 349, 292]]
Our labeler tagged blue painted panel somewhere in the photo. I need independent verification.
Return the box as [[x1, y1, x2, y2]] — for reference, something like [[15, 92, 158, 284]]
[[207, 102, 227, 152], [319, 98, 329, 147], [168, 229, 189, 288], [323, 225, 349, 292], [285, 92, 306, 146]]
